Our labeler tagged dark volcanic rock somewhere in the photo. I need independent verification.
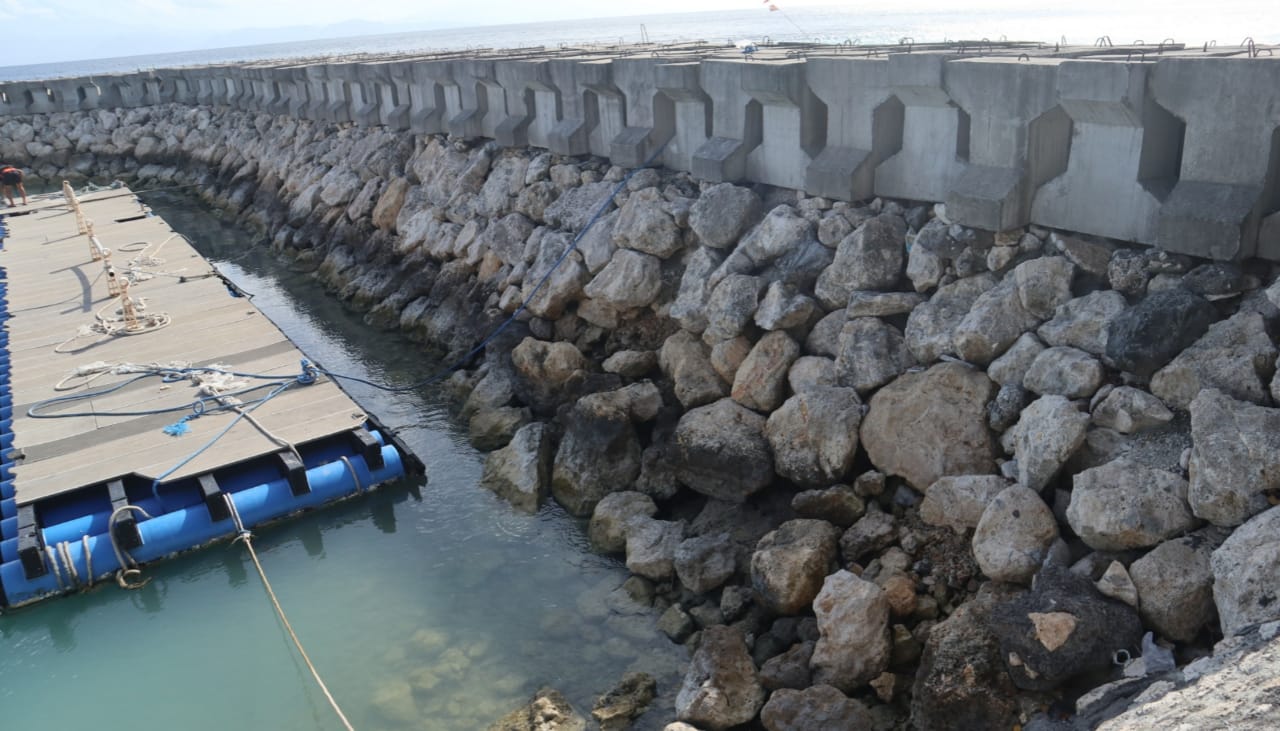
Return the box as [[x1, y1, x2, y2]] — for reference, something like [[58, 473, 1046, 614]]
[[1105, 288, 1219, 378]]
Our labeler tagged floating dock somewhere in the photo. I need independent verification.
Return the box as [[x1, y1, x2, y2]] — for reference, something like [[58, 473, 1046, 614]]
[[0, 186, 421, 608]]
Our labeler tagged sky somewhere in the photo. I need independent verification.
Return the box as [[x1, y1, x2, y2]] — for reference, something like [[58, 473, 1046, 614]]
[[0, 0, 1271, 65]]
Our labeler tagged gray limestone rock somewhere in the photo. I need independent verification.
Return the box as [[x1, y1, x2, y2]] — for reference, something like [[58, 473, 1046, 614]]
[[751, 519, 841, 615], [755, 281, 817, 331], [675, 626, 765, 730], [1188, 389, 1280, 527], [838, 506, 897, 562], [1130, 527, 1230, 642], [589, 492, 658, 554], [765, 387, 863, 488], [1095, 561, 1140, 609], [468, 406, 531, 451], [710, 336, 752, 384], [954, 257, 1074, 365], [834, 318, 914, 395], [1037, 290, 1128, 357], [804, 310, 845, 358], [522, 231, 587, 319], [670, 246, 725, 333], [738, 204, 815, 266], [659, 331, 728, 409], [625, 516, 685, 581], [792, 486, 866, 528], [731, 331, 801, 412], [904, 273, 1000, 364], [1023, 346, 1105, 399], [612, 188, 682, 258], [704, 274, 764, 343], [845, 291, 926, 318], [1108, 248, 1150, 297], [1014, 395, 1090, 491], [1067, 459, 1198, 551], [814, 215, 905, 307], [673, 398, 774, 502], [582, 248, 663, 309], [860, 363, 997, 491], [1051, 233, 1116, 277], [987, 332, 1047, 388], [689, 183, 763, 249], [674, 532, 737, 594], [972, 486, 1060, 584], [1092, 386, 1174, 434], [920, 475, 1011, 534], [602, 350, 658, 379], [480, 422, 553, 513], [1211, 506, 1280, 636], [1150, 311, 1277, 410], [787, 356, 838, 393], [810, 571, 891, 692]]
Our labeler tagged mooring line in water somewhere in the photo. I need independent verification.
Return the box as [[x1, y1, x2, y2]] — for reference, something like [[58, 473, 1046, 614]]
[[224, 494, 357, 731]]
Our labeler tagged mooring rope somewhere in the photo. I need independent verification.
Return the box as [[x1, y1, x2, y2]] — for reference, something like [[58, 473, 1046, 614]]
[[82, 534, 94, 588], [223, 494, 356, 731], [108, 504, 154, 590]]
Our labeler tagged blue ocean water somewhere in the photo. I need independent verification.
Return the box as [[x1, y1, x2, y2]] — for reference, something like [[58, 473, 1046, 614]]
[[1, 3, 1275, 82]]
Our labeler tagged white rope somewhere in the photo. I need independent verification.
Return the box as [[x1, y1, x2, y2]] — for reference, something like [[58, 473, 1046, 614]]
[[231, 405, 303, 466], [82, 534, 94, 588], [45, 546, 67, 590], [57, 541, 80, 588], [108, 505, 153, 590], [223, 495, 356, 731]]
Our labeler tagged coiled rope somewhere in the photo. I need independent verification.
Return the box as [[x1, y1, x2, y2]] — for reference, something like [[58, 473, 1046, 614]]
[[224, 494, 356, 731]]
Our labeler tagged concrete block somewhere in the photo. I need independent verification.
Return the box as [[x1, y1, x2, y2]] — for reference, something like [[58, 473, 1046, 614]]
[[805, 56, 899, 201], [282, 67, 312, 118], [743, 60, 816, 190], [343, 63, 381, 127], [693, 59, 758, 183], [1150, 57, 1280, 260], [157, 73, 194, 105], [447, 60, 503, 139], [300, 65, 329, 120], [1259, 211, 1280, 261], [577, 60, 626, 158], [321, 65, 354, 123], [0, 83, 50, 114], [1031, 61, 1169, 244], [654, 62, 709, 172], [494, 60, 559, 149], [356, 63, 406, 129], [407, 61, 450, 135], [609, 58, 677, 168], [945, 57, 1067, 231], [876, 53, 968, 202], [544, 58, 595, 156], [47, 79, 100, 112]]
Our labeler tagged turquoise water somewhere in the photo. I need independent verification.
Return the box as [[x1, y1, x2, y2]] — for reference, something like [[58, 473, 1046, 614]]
[[0, 195, 684, 729]]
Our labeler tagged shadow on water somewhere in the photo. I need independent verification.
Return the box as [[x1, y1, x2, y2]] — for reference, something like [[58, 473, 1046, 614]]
[[0, 192, 685, 730]]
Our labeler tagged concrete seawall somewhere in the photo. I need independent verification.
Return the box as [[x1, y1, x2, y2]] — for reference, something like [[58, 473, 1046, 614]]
[[2, 42, 1278, 261]]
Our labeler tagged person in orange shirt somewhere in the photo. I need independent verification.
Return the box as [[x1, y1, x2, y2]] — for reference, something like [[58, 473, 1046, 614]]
[[1, 164, 28, 206]]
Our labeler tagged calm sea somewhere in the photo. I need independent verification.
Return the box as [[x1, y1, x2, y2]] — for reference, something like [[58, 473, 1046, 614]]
[[1, 4, 1276, 82]]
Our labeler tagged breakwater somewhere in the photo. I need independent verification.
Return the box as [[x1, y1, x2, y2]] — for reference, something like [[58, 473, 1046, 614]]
[[1, 42, 1278, 261], [3, 40, 1280, 731]]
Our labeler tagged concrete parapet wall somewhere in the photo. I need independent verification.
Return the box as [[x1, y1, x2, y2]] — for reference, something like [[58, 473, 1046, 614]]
[[3, 49, 1279, 261]]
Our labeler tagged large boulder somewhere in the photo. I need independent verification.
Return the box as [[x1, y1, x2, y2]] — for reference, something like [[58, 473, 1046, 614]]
[[1067, 459, 1198, 551], [765, 387, 863, 487], [511, 337, 590, 411], [1130, 526, 1230, 642], [1150, 312, 1277, 409], [1211, 506, 1280, 636], [703, 274, 764, 343], [551, 394, 642, 517], [1022, 346, 1105, 399], [731, 331, 801, 412], [860, 363, 997, 491], [992, 566, 1144, 691], [488, 687, 587, 731], [809, 570, 891, 692], [1091, 386, 1174, 434], [670, 247, 725, 333], [521, 231, 588, 319], [591, 673, 657, 731], [1036, 290, 1128, 357], [1188, 389, 1280, 527], [689, 183, 762, 248], [972, 486, 1060, 584], [673, 399, 774, 502], [737, 204, 815, 265], [675, 626, 765, 730], [760, 685, 873, 731], [751, 519, 841, 615], [625, 516, 685, 581], [834, 317, 913, 394], [1105, 288, 1219, 378], [480, 423, 553, 513], [674, 532, 737, 594], [755, 281, 818, 331], [814, 215, 905, 307]]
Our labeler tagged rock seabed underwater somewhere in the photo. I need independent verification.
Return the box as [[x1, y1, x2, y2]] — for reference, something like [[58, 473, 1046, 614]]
[[6, 105, 1280, 730]]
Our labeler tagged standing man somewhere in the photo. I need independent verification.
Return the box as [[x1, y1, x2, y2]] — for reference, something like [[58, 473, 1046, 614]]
[[1, 164, 28, 207]]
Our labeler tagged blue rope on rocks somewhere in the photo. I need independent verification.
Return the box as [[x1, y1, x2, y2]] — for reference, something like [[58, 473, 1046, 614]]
[[315, 141, 671, 394]]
